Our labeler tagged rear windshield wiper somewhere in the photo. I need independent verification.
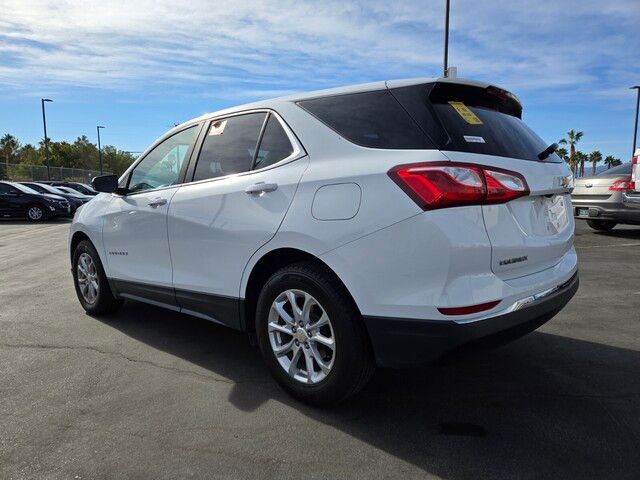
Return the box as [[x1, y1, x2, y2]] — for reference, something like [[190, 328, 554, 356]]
[[538, 143, 559, 161]]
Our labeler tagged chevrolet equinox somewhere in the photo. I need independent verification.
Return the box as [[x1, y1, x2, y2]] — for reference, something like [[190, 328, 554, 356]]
[[70, 77, 579, 404]]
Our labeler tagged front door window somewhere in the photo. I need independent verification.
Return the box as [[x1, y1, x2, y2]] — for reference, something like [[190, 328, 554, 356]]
[[128, 125, 199, 193]]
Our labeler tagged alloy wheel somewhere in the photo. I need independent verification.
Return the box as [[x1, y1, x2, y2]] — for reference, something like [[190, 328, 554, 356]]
[[27, 206, 43, 220], [268, 289, 335, 384], [77, 252, 99, 304]]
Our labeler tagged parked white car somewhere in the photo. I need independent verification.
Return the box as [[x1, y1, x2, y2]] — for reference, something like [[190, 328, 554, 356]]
[[70, 77, 578, 404]]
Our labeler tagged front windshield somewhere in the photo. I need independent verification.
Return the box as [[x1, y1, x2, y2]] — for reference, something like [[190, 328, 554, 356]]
[[70, 183, 94, 194], [10, 182, 40, 195], [60, 187, 83, 195], [34, 183, 66, 194]]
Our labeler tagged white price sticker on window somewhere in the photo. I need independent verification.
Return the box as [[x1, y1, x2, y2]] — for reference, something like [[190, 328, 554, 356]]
[[463, 135, 485, 143], [209, 120, 227, 136]]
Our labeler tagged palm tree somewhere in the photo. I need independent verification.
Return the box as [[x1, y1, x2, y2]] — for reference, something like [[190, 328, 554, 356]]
[[0, 134, 19, 179], [588, 151, 602, 176], [556, 147, 569, 165], [574, 151, 588, 177], [604, 155, 622, 169], [559, 130, 584, 176]]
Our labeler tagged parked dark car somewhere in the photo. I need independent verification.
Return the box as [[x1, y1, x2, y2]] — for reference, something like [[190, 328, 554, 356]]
[[20, 182, 88, 214], [0, 181, 70, 221], [42, 181, 98, 196]]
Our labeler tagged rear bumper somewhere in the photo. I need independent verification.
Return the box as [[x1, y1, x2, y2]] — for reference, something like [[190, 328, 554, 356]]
[[572, 198, 640, 224], [363, 272, 578, 368]]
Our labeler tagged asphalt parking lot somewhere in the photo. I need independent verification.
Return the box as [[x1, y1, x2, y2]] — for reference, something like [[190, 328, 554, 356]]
[[1, 219, 639, 479]]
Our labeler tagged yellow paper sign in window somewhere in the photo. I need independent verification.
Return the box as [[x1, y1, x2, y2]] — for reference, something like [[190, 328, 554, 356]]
[[448, 101, 483, 125]]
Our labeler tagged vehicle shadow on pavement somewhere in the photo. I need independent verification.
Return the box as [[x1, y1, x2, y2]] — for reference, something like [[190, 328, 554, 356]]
[[593, 227, 640, 239], [0, 218, 72, 225], [98, 301, 640, 479]]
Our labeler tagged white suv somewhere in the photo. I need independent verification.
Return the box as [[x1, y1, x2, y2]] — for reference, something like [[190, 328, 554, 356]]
[[70, 77, 578, 404]]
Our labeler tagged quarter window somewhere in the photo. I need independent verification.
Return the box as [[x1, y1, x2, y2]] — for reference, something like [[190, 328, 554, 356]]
[[128, 125, 199, 193], [298, 90, 434, 149], [193, 113, 267, 182], [254, 114, 294, 170]]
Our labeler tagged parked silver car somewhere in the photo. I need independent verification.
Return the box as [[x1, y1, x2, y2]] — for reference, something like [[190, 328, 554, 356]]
[[572, 163, 640, 230]]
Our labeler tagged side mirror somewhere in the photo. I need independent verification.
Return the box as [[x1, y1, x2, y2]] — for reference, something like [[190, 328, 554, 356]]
[[91, 174, 119, 193]]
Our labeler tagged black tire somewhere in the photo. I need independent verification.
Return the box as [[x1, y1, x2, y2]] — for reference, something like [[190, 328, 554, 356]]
[[255, 262, 375, 405], [26, 203, 47, 222], [72, 239, 123, 315], [587, 219, 616, 231]]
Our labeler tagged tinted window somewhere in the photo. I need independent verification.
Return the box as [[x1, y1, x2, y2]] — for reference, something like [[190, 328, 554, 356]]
[[254, 114, 294, 169], [68, 183, 94, 195], [129, 125, 199, 193], [23, 183, 46, 193], [392, 82, 556, 162], [0, 183, 14, 194], [599, 163, 630, 175], [11, 182, 39, 194], [298, 90, 434, 149], [194, 113, 267, 181]]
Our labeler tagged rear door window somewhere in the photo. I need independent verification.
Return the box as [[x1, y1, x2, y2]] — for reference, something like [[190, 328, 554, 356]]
[[253, 114, 294, 170], [193, 113, 267, 181], [298, 90, 434, 149]]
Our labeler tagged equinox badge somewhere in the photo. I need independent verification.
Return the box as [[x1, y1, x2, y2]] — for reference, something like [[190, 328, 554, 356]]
[[499, 255, 528, 266]]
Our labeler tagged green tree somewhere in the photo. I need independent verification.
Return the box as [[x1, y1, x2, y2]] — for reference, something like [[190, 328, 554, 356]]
[[1, 134, 20, 178], [588, 151, 602, 176], [18, 144, 39, 164], [72, 135, 99, 170], [559, 130, 584, 176], [102, 146, 136, 175]]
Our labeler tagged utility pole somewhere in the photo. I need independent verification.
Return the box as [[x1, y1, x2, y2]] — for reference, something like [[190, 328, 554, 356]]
[[41, 98, 53, 180], [443, 0, 451, 77], [631, 86, 640, 155], [97, 125, 105, 174]]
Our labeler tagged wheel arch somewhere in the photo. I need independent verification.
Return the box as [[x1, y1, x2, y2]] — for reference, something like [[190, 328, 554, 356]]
[[26, 201, 48, 218], [69, 230, 92, 263], [241, 247, 363, 339]]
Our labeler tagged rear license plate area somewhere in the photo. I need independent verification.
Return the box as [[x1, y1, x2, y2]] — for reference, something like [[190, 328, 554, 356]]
[[544, 195, 568, 234], [576, 207, 589, 217]]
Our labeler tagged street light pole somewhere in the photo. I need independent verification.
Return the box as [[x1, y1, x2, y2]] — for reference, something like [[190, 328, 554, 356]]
[[631, 86, 640, 156], [41, 98, 53, 180], [443, 0, 451, 77], [97, 125, 105, 174]]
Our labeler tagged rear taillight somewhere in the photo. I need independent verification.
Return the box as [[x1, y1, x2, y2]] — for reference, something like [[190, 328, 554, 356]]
[[609, 179, 631, 191], [388, 162, 529, 210], [631, 151, 639, 191]]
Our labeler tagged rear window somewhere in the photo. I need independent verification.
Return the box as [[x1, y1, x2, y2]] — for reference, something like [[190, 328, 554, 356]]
[[598, 163, 631, 175], [599, 163, 630, 175], [390, 83, 559, 162], [298, 90, 434, 149]]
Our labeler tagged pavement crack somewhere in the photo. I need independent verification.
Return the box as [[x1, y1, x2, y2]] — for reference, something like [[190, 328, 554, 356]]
[[0, 342, 245, 385]]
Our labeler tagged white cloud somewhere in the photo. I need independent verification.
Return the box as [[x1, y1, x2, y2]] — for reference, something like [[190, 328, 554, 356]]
[[0, 0, 638, 103]]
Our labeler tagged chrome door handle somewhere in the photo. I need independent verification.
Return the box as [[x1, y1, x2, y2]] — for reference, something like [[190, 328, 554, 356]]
[[245, 182, 278, 195], [147, 198, 168, 208]]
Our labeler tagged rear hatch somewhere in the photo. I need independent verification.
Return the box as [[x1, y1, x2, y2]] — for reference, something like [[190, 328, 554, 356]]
[[390, 81, 574, 280]]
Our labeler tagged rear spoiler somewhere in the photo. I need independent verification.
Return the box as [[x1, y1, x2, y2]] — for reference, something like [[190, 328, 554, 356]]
[[429, 82, 523, 118]]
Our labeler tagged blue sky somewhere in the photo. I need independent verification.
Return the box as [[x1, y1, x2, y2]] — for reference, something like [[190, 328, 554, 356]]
[[1, 0, 639, 159]]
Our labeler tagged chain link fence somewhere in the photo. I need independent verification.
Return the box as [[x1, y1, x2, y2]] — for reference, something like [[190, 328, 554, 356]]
[[0, 163, 112, 183]]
